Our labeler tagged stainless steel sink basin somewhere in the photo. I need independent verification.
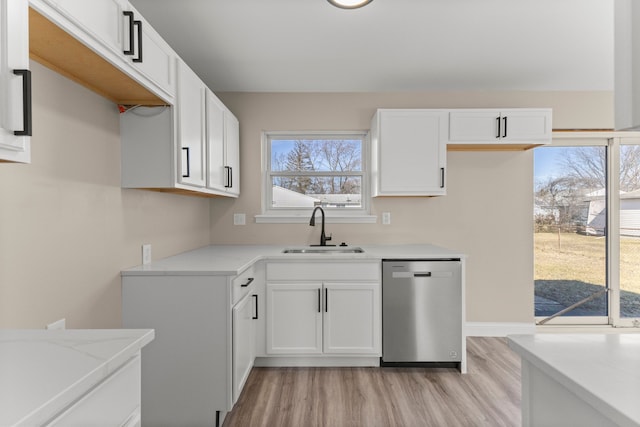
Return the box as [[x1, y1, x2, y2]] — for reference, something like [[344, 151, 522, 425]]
[[282, 247, 365, 254]]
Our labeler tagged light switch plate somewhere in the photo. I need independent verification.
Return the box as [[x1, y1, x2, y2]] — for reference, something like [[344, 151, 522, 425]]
[[382, 212, 391, 225], [142, 244, 152, 264], [233, 213, 246, 225]]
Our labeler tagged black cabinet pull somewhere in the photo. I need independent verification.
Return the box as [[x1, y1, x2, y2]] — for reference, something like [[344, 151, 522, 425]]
[[252, 295, 258, 320], [502, 116, 507, 138], [123, 11, 135, 55], [240, 277, 254, 287], [318, 288, 321, 313], [13, 69, 32, 136], [325, 288, 328, 313], [496, 116, 501, 138], [440, 167, 445, 188], [133, 19, 143, 62], [182, 147, 190, 178], [224, 166, 232, 188]]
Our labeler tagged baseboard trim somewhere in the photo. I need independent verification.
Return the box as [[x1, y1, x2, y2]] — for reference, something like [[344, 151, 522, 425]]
[[466, 322, 536, 337]]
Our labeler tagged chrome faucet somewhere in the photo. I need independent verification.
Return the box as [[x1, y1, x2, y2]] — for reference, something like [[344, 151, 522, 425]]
[[309, 206, 333, 246]]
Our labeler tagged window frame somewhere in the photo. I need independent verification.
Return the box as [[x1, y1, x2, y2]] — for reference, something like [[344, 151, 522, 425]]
[[256, 131, 376, 224]]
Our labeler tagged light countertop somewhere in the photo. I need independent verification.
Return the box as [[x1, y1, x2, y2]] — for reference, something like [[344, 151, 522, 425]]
[[508, 334, 640, 427], [122, 244, 466, 276], [0, 329, 154, 426]]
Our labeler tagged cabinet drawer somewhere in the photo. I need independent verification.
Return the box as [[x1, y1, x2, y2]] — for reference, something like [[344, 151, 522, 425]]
[[232, 265, 256, 304], [47, 354, 141, 425], [267, 262, 380, 282]]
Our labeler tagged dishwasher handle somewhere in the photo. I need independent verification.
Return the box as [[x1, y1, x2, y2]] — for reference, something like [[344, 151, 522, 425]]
[[391, 271, 453, 279], [413, 272, 432, 277]]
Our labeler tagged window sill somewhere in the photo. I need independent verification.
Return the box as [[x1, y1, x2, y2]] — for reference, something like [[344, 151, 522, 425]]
[[255, 214, 378, 224]]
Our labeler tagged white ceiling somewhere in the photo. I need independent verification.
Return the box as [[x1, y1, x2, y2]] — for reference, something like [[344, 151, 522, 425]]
[[129, 0, 614, 93]]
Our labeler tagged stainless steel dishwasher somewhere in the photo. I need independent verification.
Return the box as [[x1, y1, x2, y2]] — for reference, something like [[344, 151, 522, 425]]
[[382, 259, 462, 368]]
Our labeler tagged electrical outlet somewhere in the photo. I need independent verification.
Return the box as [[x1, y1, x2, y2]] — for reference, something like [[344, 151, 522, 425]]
[[382, 212, 391, 225], [46, 318, 66, 330], [142, 244, 152, 265], [233, 213, 246, 225]]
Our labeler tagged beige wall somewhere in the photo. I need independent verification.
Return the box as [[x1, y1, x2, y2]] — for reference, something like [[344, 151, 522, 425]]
[[0, 62, 211, 328], [212, 91, 613, 323]]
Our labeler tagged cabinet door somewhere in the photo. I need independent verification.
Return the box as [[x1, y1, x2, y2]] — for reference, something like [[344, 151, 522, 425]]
[[373, 110, 447, 196], [224, 109, 240, 196], [266, 283, 322, 354], [206, 89, 226, 191], [448, 110, 501, 142], [124, 9, 175, 98], [0, 0, 30, 163], [500, 109, 551, 141], [323, 283, 380, 354], [449, 109, 552, 143], [52, 0, 124, 56], [177, 60, 206, 187], [232, 291, 256, 404]]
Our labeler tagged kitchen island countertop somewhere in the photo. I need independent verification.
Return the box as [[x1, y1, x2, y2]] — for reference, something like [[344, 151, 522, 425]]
[[0, 329, 154, 426], [508, 333, 640, 427], [121, 244, 466, 276]]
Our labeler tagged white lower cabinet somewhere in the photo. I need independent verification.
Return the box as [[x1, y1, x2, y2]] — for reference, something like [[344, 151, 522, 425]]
[[323, 283, 380, 354], [266, 283, 323, 354], [265, 261, 381, 358], [47, 354, 141, 426], [232, 286, 257, 403], [122, 263, 264, 425]]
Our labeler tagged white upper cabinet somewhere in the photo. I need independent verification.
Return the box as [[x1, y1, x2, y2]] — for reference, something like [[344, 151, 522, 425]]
[[206, 90, 240, 196], [224, 110, 240, 196], [30, 0, 176, 103], [122, 5, 175, 98], [448, 108, 552, 145], [48, 0, 124, 55], [370, 109, 447, 197], [0, 0, 31, 163], [120, 61, 240, 197], [177, 60, 206, 188]]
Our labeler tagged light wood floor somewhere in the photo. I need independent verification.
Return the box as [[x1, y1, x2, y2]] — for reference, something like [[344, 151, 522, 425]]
[[223, 337, 521, 427]]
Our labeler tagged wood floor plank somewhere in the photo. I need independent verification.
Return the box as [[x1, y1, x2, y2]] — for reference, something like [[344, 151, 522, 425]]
[[224, 337, 521, 427]]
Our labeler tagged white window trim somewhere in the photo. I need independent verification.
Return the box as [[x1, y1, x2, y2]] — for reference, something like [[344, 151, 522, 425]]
[[256, 131, 377, 224]]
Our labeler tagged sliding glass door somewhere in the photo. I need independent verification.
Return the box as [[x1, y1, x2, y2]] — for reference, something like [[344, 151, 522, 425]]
[[534, 144, 608, 324], [534, 135, 640, 326], [619, 142, 640, 326]]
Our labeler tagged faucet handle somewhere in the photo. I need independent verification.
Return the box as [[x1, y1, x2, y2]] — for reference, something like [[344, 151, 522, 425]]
[[326, 233, 332, 242]]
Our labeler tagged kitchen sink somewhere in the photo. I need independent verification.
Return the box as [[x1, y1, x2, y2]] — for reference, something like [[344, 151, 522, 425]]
[[282, 247, 365, 254]]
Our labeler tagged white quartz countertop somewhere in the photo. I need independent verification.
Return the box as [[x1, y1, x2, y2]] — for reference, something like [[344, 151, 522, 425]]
[[508, 334, 640, 427], [122, 244, 466, 276], [0, 329, 154, 426]]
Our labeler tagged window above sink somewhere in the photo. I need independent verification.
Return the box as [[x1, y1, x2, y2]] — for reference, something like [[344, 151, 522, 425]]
[[256, 131, 376, 224]]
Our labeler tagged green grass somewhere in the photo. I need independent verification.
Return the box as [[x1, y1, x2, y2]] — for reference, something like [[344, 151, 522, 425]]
[[534, 232, 640, 317]]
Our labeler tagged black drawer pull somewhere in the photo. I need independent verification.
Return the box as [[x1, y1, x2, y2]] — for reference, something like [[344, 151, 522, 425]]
[[240, 277, 254, 287]]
